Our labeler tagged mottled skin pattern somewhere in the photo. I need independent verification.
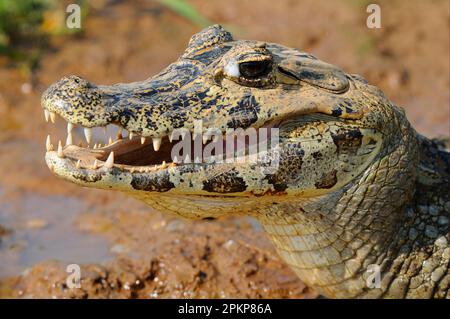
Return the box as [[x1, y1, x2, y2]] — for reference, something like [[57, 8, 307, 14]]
[[41, 25, 449, 298]]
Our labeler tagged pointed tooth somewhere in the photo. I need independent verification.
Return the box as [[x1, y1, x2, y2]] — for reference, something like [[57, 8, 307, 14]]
[[44, 109, 50, 122], [173, 156, 179, 163], [105, 152, 114, 168], [46, 135, 53, 151], [76, 160, 81, 169], [202, 135, 208, 144], [140, 167, 145, 173], [161, 161, 167, 168], [67, 122, 74, 133], [141, 137, 146, 145], [83, 127, 92, 144], [185, 154, 191, 163], [129, 132, 134, 140], [108, 136, 113, 145], [169, 132, 173, 143], [181, 131, 187, 140], [93, 160, 98, 169], [49, 111, 56, 123], [117, 128, 123, 140], [152, 137, 161, 151], [57, 141, 64, 158], [93, 144, 97, 149], [66, 132, 73, 146]]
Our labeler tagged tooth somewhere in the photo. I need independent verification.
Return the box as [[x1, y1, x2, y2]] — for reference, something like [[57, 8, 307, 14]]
[[169, 132, 173, 143], [93, 144, 97, 149], [67, 122, 74, 133], [46, 135, 53, 151], [44, 110, 50, 122], [129, 132, 134, 140], [66, 132, 73, 145], [57, 141, 64, 158], [139, 167, 145, 173], [202, 135, 208, 144], [117, 128, 123, 139], [185, 154, 191, 163], [108, 136, 113, 145], [130, 167, 135, 173], [141, 137, 146, 145], [105, 152, 114, 168], [76, 160, 81, 169], [181, 131, 187, 140], [93, 160, 98, 169], [49, 112, 56, 123], [84, 127, 92, 144], [173, 156, 178, 163], [153, 137, 161, 151], [161, 161, 167, 168]]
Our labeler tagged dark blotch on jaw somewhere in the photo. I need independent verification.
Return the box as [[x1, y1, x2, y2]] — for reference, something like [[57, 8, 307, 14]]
[[202, 169, 247, 193], [71, 171, 103, 183], [131, 173, 175, 192], [315, 169, 337, 189], [265, 147, 304, 192]]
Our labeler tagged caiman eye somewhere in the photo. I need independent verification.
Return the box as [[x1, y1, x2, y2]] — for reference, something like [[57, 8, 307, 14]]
[[239, 60, 271, 78]]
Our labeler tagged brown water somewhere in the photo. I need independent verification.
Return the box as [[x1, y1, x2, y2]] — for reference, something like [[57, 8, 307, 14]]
[[0, 189, 112, 278]]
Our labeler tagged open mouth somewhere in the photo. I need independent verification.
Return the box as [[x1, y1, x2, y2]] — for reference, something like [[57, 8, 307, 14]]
[[43, 109, 279, 173]]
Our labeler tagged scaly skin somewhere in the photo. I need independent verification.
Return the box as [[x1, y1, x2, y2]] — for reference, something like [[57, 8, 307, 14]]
[[41, 25, 449, 298]]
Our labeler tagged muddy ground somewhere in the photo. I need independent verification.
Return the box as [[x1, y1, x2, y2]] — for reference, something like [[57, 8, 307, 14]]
[[0, 0, 448, 298]]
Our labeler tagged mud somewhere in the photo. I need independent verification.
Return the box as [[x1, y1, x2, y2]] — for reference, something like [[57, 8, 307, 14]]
[[0, 0, 448, 298]]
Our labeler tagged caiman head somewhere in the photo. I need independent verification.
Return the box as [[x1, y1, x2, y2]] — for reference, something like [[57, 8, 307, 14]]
[[42, 25, 414, 219]]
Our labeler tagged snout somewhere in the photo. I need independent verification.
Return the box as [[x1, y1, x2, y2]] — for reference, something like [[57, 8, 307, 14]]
[[41, 75, 112, 127]]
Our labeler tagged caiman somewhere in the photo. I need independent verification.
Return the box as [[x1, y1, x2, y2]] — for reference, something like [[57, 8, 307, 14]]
[[41, 25, 449, 298]]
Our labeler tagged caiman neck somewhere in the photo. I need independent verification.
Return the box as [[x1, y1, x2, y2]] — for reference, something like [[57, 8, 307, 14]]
[[257, 114, 449, 298]]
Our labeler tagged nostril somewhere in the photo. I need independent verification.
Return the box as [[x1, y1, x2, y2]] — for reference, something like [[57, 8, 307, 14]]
[[60, 75, 92, 90]]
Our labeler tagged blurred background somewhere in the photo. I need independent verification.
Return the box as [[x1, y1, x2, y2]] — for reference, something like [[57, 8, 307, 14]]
[[0, 0, 448, 298]]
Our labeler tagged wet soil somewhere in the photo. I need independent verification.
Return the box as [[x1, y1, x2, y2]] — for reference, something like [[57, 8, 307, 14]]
[[0, 0, 448, 298]]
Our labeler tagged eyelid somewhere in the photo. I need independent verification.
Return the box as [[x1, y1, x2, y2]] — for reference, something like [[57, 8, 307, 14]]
[[238, 54, 272, 64]]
